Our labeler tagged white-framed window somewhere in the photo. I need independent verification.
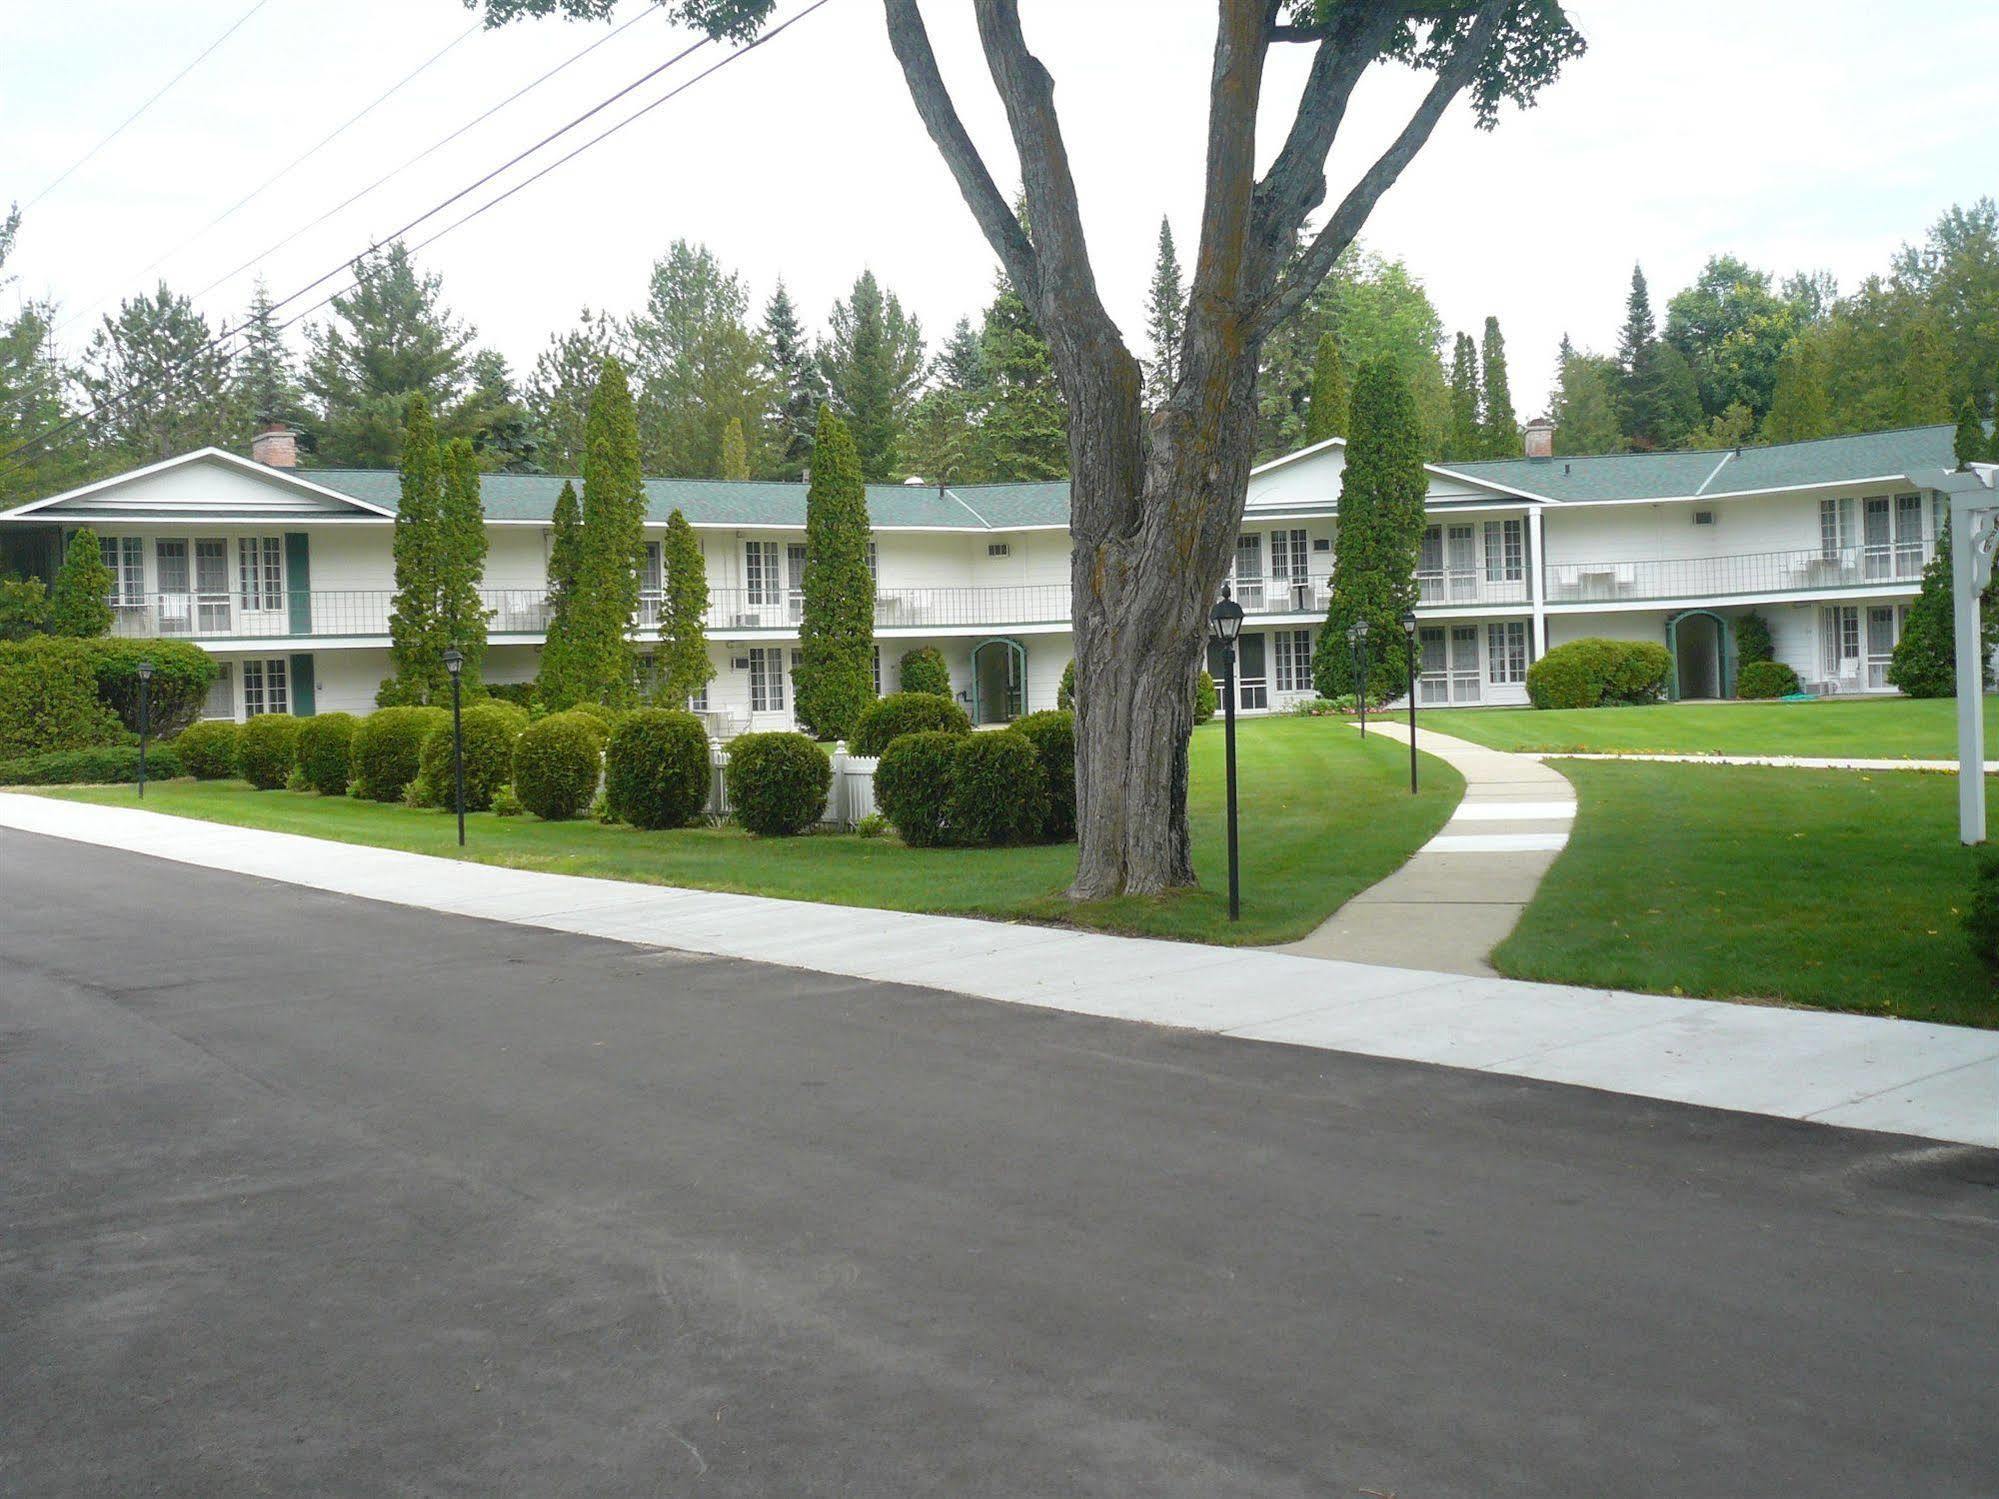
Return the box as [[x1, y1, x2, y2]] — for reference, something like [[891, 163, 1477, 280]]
[[241, 657, 289, 717], [748, 646, 785, 712], [871, 645, 881, 696], [786, 542, 808, 621], [866, 541, 878, 583], [201, 662, 234, 720], [1482, 519, 1525, 583], [1486, 621, 1527, 684], [688, 683, 708, 712], [745, 540, 782, 606], [643, 541, 664, 592], [1819, 497, 1855, 560], [98, 535, 143, 605], [237, 536, 284, 611], [1273, 628, 1313, 693]]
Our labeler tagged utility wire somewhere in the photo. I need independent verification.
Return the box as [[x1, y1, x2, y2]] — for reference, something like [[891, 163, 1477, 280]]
[[21, 0, 280, 212]]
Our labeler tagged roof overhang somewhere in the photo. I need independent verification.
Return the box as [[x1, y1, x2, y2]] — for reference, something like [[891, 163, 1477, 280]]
[[0, 448, 400, 522]]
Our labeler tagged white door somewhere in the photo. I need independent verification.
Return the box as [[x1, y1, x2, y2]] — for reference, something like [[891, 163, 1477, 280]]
[[195, 539, 231, 634], [786, 543, 807, 623], [1447, 526, 1477, 602], [155, 540, 189, 634], [1865, 605, 1898, 690], [1449, 624, 1481, 703]]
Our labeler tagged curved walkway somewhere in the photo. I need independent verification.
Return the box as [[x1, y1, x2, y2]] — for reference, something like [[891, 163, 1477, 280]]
[[1283, 722, 1574, 976]]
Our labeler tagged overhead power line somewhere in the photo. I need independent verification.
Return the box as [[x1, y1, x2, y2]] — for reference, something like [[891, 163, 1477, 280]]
[[21, 0, 280, 212]]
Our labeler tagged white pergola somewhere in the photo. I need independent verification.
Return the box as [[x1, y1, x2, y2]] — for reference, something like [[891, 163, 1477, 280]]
[[1912, 463, 1999, 842]]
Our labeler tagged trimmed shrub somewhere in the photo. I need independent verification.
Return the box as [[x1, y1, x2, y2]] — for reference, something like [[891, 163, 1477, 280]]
[[0, 637, 218, 741], [0, 743, 183, 785], [1012, 709, 1076, 841], [351, 706, 449, 802], [1194, 669, 1219, 725], [0, 646, 125, 757], [175, 719, 240, 779], [898, 646, 951, 698], [1605, 641, 1672, 705], [563, 702, 624, 735], [874, 730, 959, 847], [1965, 849, 1999, 973], [237, 714, 303, 790], [605, 708, 710, 830], [512, 711, 605, 821], [415, 703, 525, 812], [492, 785, 524, 817], [1736, 660, 1802, 700], [1057, 658, 1075, 711], [1527, 638, 1671, 710], [1735, 611, 1774, 666], [949, 730, 1049, 847], [294, 712, 358, 795], [483, 681, 537, 710], [850, 690, 971, 756], [724, 732, 829, 836]]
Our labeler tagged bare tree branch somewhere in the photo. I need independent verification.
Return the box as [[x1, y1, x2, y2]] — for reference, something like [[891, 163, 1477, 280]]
[[1251, 0, 1507, 339], [1184, 0, 1273, 360]]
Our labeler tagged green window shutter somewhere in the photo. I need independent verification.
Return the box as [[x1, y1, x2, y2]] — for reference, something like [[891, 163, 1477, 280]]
[[285, 532, 311, 635], [289, 653, 316, 717]]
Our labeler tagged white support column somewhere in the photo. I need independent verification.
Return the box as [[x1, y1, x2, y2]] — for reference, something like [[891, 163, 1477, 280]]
[[1526, 507, 1547, 658], [1933, 465, 1999, 844]]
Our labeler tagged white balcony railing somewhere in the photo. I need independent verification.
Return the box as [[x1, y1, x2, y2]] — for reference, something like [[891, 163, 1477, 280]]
[[1415, 568, 1531, 606], [1544, 541, 1935, 604]]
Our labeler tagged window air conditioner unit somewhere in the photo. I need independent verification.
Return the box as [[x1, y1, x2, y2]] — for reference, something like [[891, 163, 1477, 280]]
[[731, 656, 751, 671]]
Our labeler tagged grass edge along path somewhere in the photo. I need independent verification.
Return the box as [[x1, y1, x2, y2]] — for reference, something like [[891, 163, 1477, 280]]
[[36, 717, 1463, 949], [1491, 759, 1999, 1028], [1427, 696, 1999, 760]]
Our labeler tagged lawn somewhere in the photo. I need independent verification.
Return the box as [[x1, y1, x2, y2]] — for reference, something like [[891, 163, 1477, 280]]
[[1492, 760, 1999, 1028], [1426, 696, 1999, 760], [43, 717, 1462, 947]]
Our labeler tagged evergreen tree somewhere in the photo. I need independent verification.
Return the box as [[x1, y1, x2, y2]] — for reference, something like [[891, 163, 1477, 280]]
[[1312, 360, 1424, 702], [0, 208, 86, 509], [761, 280, 822, 479], [818, 269, 926, 480], [720, 417, 749, 480], [385, 393, 447, 704], [1762, 335, 1833, 443], [536, 480, 585, 708], [1549, 336, 1624, 456], [1143, 215, 1186, 407], [78, 281, 234, 463], [1445, 331, 1481, 460], [1954, 398, 1985, 467], [1685, 401, 1758, 451], [1616, 265, 1699, 449], [1479, 315, 1517, 457], [234, 277, 305, 446], [524, 309, 621, 475], [48, 528, 114, 638], [629, 240, 772, 477], [1888, 521, 1999, 696], [656, 507, 714, 707], [792, 407, 876, 739], [462, 349, 540, 473], [1304, 332, 1347, 444], [971, 265, 1068, 481], [439, 436, 489, 692], [571, 358, 647, 706], [936, 315, 986, 393], [903, 387, 976, 486], [1616, 264, 1656, 372]]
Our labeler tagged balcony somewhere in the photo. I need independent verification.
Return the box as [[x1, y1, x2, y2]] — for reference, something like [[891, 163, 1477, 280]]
[[1415, 568, 1531, 607], [1543, 541, 1935, 605]]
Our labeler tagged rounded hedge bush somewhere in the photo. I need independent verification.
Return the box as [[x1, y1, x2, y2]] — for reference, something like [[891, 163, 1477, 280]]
[[873, 730, 960, 847], [1526, 638, 1672, 710], [1606, 641, 1672, 704], [605, 708, 711, 830], [850, 690, 971, 756], [0, 646, 124, 758], [724, 731, 829, 836], [0, 637, 218, 740], [351, 706, 449, 802], [948, 730, 1048, 847], [0, 743, 183, 786], [563, 702, 624, 735], [898, 646, 951, 698], [237, 714, 303, 790], [1736, 659, 1802, 700], [512, 711, 605, 821], [1011, 709, 1076, 841], [174, 719, 240, 779], [294, 712, 358, 795], [415, 703, 525, 812], [1194, 669, 1219, 726]]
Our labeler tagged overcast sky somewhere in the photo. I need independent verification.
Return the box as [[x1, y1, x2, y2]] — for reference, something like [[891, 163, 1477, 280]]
[[5, 0, 1995, 419]]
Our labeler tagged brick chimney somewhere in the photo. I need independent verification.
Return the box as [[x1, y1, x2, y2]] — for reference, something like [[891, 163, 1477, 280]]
[[251, 422, 298, 469], [1523, 417, 1556, 461]]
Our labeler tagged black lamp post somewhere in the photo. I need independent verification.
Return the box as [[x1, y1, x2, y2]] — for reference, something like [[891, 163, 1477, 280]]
[[1208, 584, 1245, 923], [135, 658, 153, 799], [443, 647, 466, 847], [1400, 609, 1419, 794], [1349, 618, 1370, 738]]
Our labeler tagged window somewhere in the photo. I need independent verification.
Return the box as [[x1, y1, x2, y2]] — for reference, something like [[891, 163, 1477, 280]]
[[745, 540, 781, 605], [748, 646, 785, 712], [871, 645, 881, 696], [1819, 497, 1854, 560], [1482, 519, 1525, 583], [866, 541, 878, 583], [1233, 532, 1262, 581], [987, 542, 1010, 557], [1269, 529, 1308, 581], [643, 541, 664, 593], [688, 682, 708, 712], [1273, 628, 1313, 693], [99, 535, 143, 605], [201, 663, 234, 720], [1692, 509, 1716, 527], [241, 657, 289, 717], [1486, 621, 1527, 684], [237, 536, 284, 610]]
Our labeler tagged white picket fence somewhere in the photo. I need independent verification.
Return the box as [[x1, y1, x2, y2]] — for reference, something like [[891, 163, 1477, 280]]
[[705, 744, 878, 828]]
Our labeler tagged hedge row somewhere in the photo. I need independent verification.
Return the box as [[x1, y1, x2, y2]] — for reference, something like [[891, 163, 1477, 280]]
[[176, 719, 241, 779], [1526, 638, 1672, 710], [850, 691, 970, 756], [0, 743, 183, 785], [0, 637, 218, 747], [414, 702, 528, 812], [238, 714, 303, 790], [873, 710, 1076, 848]]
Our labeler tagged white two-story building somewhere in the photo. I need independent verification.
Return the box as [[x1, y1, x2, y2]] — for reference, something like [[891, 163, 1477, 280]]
[[0, 418, 1969, 726]]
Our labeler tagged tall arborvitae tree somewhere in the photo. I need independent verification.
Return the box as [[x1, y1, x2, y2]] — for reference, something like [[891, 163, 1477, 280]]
[[234, 277, 306, 447], [1762, 336, 1833, 444], [1957, 399, 1988, 467], [48, 528, 114, 638], [656, 507, 714, 707], [1445, 331, 1481, 460], [571, 358, 647, 706], [1888, 521, 1999, 697], [792, 407, 876, 739], [1549, 335, 1625, 456], [536, 480, 585, 709], [385, 393, 447, 705], [1313, 360, 1424, 703], [720, 417, 750, 480], [818, 269, 926, 480], [524, 309, 621, 475], [1304, 332, 1347, 444], [629, 239, 772, 478], [439, 436, 489, 692], [1479, 315, 1517, 457], [78, 282, 235, 463], [1143, 215, 1186, 408], [761, 280, 821, 479]]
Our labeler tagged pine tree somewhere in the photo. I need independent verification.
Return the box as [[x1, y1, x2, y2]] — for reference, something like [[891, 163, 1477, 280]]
[[0, 208, 87, 509], [462, 349, 540, 473], [536, 480, 585, 708], [1312, 360, 1424, 703], [571, 358, 648, 706], [761, 280, 822, 479], [1479, 315, 1517, 457], [792, 407, 876, 739], [936, 316, 986, 392], [1143, 215, 1186, 407], [1445, 331, 1481, 460], [1549, 335, 1624, 456], [1617, 264, 1655, 372], [234, 277, 304, 445], [1954, 398, 1985, 467], [1305, 333, 1347, 444], [720, 417, 749, 480], [629, 240, 771, 478], [78, 281, 235, 462], [971, 266, 1068, 481], [385, 393, 447, 704], [1763, 336, 1833, 444], [48, 528, 114, 638], [439, 436, 489, 692], [1616, 264, 1700, 449], [656, 507, 714, 708], [524, 309, 621, 475], [818, 270, 926, 480]]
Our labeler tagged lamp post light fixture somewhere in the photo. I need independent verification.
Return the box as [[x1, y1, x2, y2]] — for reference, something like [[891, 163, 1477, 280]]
[[442, 647, 466, 847], [135, 658, 153, 799], [1349, 617, 1370, 738], [1400, 609, 1419, 795], [1208, 584, 1245, 923]]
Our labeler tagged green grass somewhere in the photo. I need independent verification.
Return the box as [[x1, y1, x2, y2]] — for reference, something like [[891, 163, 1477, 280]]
[[1492, 761, 1999, 1027], [1426, 696, 1999, 759], [43, 717, 1461, 948]]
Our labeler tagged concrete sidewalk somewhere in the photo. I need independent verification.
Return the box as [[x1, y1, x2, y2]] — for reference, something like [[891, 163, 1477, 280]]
[[1, 791, 1993, 1149]]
